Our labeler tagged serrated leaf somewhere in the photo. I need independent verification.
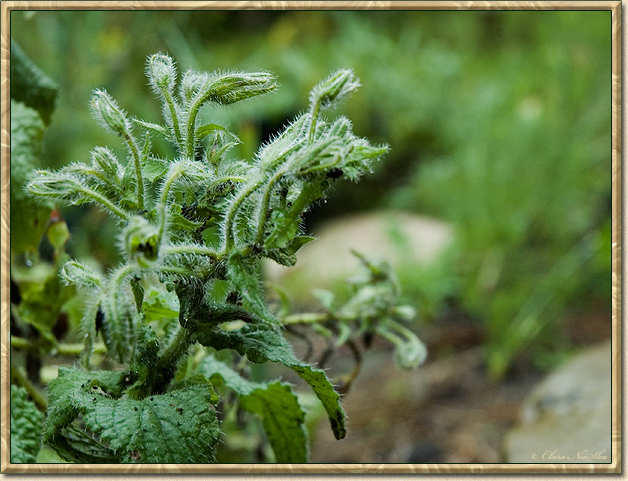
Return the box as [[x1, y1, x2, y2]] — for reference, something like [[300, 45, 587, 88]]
[[11, 385, 44, 463], [193, 323, 346, 440], [44, 368, 220, 463], [199, 356, 308, 463]]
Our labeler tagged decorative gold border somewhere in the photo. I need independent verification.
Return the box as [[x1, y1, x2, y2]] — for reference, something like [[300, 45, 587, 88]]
[[0, 1, 621, 475]]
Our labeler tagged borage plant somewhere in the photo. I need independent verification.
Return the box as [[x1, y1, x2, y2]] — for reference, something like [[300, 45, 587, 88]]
[[25, 53, 425, 463]]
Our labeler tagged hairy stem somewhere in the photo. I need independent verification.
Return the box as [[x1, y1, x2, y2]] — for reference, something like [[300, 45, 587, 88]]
[[151, 326, 194, 393], [124, 133, 144, 210], [254, 171, 285, 246], [77, 185, 131, 220], [308, 99, 321, 143], [161, 88, 183, 148], [222, 178, 265, 253]]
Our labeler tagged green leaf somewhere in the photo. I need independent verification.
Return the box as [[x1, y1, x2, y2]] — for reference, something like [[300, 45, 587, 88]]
[[193, 323, 346, 440], [10, 41, 58, 125], [199, 356, 308, 463], [142, 286, 179, 322], [10, 100, 51, 254], [132, 118, 168, 137], [169, 204, 203, 231], [11, 385, 44, 463], [266, 235, 316, 267], [195, 123, 226, 139], [44, 368, 220, 463], [12, 262, 70, 348], [227, 252, 277, 323], [143, 158, 168, 182]]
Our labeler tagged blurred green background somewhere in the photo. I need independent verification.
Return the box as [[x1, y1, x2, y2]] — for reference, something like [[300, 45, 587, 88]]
[[11, 9, 611, 379]]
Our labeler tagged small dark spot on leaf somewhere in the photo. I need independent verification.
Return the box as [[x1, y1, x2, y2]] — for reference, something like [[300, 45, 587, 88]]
[[327, 167, 343, 179], [134, 407, 139, 411]]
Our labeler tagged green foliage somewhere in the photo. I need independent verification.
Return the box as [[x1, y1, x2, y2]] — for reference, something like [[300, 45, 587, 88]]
[[21, 52, 420, 464], [10, 41, 58, 126], [385, 13, 610, 377], [199, 357, 308, 463], [44, 367, 220, 463], [10, 100, 51, 255], [11, 386, 44, 463]]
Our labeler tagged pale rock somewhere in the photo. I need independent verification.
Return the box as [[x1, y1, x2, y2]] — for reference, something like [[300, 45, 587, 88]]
[[504, 340, 613, 464]]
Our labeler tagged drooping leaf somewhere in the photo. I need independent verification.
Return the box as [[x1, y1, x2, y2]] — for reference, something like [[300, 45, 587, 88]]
[[199, 356, 308, 463], [10, 41, 58, 125], [10, 385, 44, 463], [266, 235, 316, 267], [10, 100, 51, 254], [44, 367, 221, 463], [193, 323, 346, 440]]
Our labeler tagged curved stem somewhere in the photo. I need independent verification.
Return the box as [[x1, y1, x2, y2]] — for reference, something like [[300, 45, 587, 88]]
[[254, 171, 285, 246], [222, 178, 265, 253], [308, 100, 321, 143], [161, 88, 183, 148], [10, 364, 48, 413], [78, 185, 131, 220], [10, 336, 107, 356], [157, 162, 189, 243], [151, 326, 194, 393], [185, 87, 213, 159]]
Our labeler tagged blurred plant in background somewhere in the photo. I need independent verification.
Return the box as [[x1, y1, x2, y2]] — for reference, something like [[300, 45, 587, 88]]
[[11, 9, 610, 384]]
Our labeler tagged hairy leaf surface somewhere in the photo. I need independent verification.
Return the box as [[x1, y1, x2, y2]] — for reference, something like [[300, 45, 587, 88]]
[[44, 367, 220, 463]]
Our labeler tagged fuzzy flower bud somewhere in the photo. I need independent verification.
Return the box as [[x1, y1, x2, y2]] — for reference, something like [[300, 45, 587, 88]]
[[90, 89, 130, 136], [309, 69, 361, 109], [146, 53, 177, 94], [206, 71, 277, 105]]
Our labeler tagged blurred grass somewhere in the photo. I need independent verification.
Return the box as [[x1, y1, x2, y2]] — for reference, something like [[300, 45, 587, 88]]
[[11, 9, 612, 377]]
